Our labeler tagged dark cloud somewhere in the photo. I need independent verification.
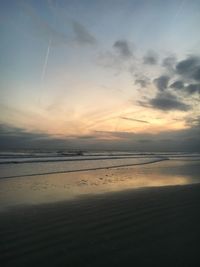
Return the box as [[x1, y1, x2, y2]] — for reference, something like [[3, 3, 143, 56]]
[[192, 67, 200, 81], [185, 83, 200, 94], [176, 56, 200, 81], [0, 124, 22, 135], [76, 135, 97, 139], [148, 92, 190, 111], [153, 75, 170, 91], [170, 80, 184, 89], [120, 117, 149, 124], [137, 139, 152, 143], [137, 55, 200, 114], [170, 81, 200, 95], [0, 123, 199, 152], [113, 40, 133, 58], [167, 56, 200, 96], [84, 127, 200, 152], [0, 124, 55, 149], [0, 124, 46, 138], [72, 21, 97, 45], [143, 50, 158, 65], [176, 56, 198, 74]]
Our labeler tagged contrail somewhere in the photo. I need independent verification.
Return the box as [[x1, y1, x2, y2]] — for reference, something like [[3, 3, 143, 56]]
[[41, 38, 52, 83], [38, 1, 58, 106], [41, 0, 57, 83]]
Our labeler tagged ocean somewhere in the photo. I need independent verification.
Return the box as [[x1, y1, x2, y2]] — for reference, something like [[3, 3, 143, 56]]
[[0, 150, 199, 179]]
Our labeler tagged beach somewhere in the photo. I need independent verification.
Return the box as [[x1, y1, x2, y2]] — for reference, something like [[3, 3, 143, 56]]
[[1, 0, 200, 265], [1, 183, 200, 266], [0, 158, 200, 266]]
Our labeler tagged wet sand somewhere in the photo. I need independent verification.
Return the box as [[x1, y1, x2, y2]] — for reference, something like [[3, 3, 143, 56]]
[[1, 183, 200, 267], [0, 160, 200, 210]]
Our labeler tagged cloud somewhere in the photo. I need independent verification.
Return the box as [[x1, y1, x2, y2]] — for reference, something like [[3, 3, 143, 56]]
[[176, 56, 198, 74], [192, 67, 200, 81], [96, 40, 134, 73], [170, 81, 200, 95], [76, 135, 97, 139], [95, 51, 123, 73], [176, 56, 200, 81], [170, 80, 184, 89], [120, 116, 149, 124], [0, 123, 199, 152], [135, 77, 150, 88], [19, 1, 68, 44], [136, 55, 200, 113], [153, 75, 170, 91], [72, 21, 97, 45], [113, 40, 133, 59], [143, 50, 158, 65], [148, 92, 190, 111], [75, 130, 137, 141], [167, 56, 200, 96], [0, 124, 24, 136], [184, 115, 200, 126], [185, 83, 200, 94], [0, 124, 54, 149], [19, 1, 96, 46], [162, 56, 176, 71]]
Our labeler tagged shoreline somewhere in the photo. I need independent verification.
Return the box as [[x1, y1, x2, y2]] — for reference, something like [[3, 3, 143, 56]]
[[0, 159, 199, 211], [0, 157, 168, 180]]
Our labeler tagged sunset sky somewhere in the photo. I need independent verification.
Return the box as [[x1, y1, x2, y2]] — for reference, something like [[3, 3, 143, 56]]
[[0, 0, 200, 151]]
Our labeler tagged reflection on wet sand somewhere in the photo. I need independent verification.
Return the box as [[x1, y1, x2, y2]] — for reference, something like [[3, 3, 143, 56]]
[[0, 160, 199, 210]]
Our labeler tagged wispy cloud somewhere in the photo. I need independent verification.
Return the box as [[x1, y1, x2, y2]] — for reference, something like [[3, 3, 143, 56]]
[[143, 50, 158, 65], [135, 77, 150, 88], [19, 0, 68, 44], [72, 21, 97, 45], [96, 39, 134, 74], [19, 1, 97, 46], [120, 116, 149, 124], [113, 40, 133, 59], [162, 55, 176, 71]]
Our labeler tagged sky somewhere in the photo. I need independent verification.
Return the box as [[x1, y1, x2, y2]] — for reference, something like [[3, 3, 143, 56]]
[[0, 0, 200, 151]]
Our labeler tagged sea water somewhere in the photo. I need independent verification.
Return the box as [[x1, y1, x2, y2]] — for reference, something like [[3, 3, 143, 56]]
[[0, 150, 199, 179], [0, 150, 200, 210]]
